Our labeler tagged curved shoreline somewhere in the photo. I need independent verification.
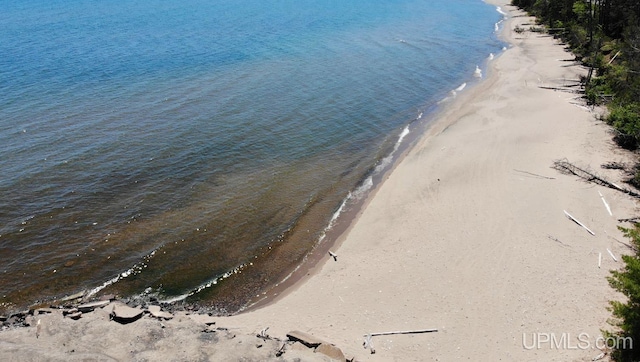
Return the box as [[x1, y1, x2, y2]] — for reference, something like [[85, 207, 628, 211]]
[[241, 4, 510, 316], [223, 1, 636, 360], [2, 1, 637, 360]]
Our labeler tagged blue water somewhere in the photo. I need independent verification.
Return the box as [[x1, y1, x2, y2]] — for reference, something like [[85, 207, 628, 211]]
[[0, 0, 505, 313]]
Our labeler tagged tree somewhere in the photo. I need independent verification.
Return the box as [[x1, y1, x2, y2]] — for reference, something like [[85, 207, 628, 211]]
[[608, 225, 640, 361]]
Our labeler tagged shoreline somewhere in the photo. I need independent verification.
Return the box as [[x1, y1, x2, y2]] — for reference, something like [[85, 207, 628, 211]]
[[222, 1, 637, 360], [244, 4, 510, 312], [2, 1, 638, 360]]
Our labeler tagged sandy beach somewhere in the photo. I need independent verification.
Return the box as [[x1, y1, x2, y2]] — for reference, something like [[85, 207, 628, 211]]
[[2, 1, 638, 361]]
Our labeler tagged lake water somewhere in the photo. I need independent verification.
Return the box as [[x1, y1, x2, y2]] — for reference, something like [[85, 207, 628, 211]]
[[0, 0, 505, 314]]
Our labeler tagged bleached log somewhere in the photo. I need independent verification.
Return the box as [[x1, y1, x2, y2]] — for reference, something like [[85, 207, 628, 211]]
[[363, 328, 437, 353], [598, 252, 602, 268], [599, 191, 613, 216], [607, 248, 618, 262], [564, 210, 595, 236], [608, 51, 621, 65], [363, 333, 374, 353], [328, 251, 338, 261]]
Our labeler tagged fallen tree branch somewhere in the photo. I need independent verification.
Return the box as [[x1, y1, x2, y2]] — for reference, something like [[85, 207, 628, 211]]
[[552, 160, 640, 199], [547, 234, 570, 247], [363, 329, 438, 354], [539, 86, 583, 94], [618, 217, 640, 223], [514, 169, 556, 179]]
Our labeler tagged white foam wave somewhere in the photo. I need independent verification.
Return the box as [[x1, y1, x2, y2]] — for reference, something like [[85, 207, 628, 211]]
[[473, 65, 482, 78], [417, 112, 423, 119], [488, 53, 494, 60], [158, 264, 246, 304], [353, 176, 374, 200], [397, 125, 410, 145], [455, 83, 467, 92], [86, 247, 159, 298], [438, 95, 452, 104], [87, 265, 138, 297], [496, 6, 507, 16]]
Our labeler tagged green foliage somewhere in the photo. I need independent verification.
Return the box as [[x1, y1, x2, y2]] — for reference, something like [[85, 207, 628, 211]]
[[631, 168, 640, 190], [510, 1, 640, 359], [511, 0, 640, 150], [607, 103, 640, 149], [572, 1, 588, 22], [608, 225, 640, 360]]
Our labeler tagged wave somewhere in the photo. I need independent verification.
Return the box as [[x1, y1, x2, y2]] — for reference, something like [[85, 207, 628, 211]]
[[473, 65, 483, 78], [157, 263, 247, 304], [86, 264, 140, 298]]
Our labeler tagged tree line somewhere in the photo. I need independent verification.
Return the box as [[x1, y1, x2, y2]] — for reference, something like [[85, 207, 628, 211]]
[[512, 1, 640, 360], [513, 0, 639, 148]]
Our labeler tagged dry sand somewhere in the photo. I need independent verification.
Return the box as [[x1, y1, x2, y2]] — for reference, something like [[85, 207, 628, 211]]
[[1, 1, 638, 361]]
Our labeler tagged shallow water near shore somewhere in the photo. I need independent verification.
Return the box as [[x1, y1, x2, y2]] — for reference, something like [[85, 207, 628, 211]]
[[0, 0, 505, 314]]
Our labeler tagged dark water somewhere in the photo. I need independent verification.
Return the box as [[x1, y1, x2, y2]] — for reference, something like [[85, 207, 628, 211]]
[[0, 0, 506, 314]]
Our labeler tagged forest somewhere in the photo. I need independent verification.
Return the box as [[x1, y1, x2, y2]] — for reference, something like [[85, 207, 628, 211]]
[[511, 1, 640, 360]]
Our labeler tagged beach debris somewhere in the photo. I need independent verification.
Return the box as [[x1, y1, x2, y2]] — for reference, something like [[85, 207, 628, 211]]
[[67, 311, 82, 320], [147, 305, 173, 320], [363, 334, 375, 354], [77, 300, 110, 313], [286, 331, 347, 359], [552, 160, 640, 198], [329, 251, 338, 261], [538, 85, 583, 94], [62, 308, 79, 317], [607, 248, 618, 262], [60, 291, 85, 302], [599, 252, 602, 268], [286, 330, 326, 348], [363, 328, 438, 354], [563, 210, 595, 236], [257, 327, 271, 340], [618, 217, 640, 223], [601, 161, 625, 170], [36, 319, 41, 339], [110, 303, 143, 324], [547, 234, 570, 247], [188, 313, 216, 326], [514, 169, 556, 179], [593, 351, 606, 360], [275, 342, 287, 357], [35, 308, 54, 315], [316, 343, 346, 361], [599, 191, 613, 216]]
